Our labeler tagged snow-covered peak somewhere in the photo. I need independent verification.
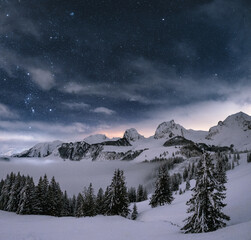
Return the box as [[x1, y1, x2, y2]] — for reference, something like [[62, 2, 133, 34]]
[[154, 120, 186, 139], [83, 134, 109, 144], [14, 140, 63, 158], [222, 112, 251, 129], [123, 128, 144, 142]]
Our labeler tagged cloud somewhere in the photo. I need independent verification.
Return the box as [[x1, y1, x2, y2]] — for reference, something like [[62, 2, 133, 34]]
[[62, 102, 90, 110], [92, 107, 116, 115], [29, 68, 55, 90], [0, 47, 57, 91], [0, 103, 18, 119], [0, 1, 40, 39]]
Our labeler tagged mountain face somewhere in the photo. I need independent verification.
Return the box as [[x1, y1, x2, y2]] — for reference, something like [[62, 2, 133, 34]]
[[83, 134, 109, 144], [154, 120, 186, 139], [123, 128, 145, 142], [13, 141, 63, 158], [205, 112, 251, 149], [13, 112, 251, 161]]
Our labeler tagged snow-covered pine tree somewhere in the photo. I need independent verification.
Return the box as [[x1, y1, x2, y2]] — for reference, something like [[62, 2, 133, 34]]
[[0, 172, 16, 210], [75, 193, 84, 217], [181, 153, 230, 233], [149, 165, 173, 208], [17, 176, 36, 215], [131, 203, 138, 220], [83, 183, 96, 217], [104, 169, 130, 217]]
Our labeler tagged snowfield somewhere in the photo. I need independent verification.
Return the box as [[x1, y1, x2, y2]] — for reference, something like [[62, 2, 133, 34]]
[[0, 154, 250, 240]]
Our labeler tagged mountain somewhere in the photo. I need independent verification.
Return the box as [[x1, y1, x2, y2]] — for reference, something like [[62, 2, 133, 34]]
[[123, 128, 145, 142], [154, 120, 186, 139], [13, 112, 251, 161], [83, 134, 109, 144], [13, 140, 63, 158], [205, 111, 251, 150]]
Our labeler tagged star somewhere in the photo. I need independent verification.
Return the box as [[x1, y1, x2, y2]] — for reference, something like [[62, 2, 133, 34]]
[[162, 18, 165, 21], [31, 107, 35, 114], [49, 108, 53, 112], [70, 12, 75, 16]]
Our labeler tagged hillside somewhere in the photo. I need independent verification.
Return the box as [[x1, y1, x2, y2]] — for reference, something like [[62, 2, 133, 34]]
[[0, 154, 250, 240]]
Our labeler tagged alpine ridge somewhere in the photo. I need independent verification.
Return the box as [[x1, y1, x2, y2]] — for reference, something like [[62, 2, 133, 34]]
[[12, 112, 251, 161]]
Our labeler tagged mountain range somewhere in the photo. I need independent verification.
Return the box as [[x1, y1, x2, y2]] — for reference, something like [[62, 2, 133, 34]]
[[13, 112, 251, 161]]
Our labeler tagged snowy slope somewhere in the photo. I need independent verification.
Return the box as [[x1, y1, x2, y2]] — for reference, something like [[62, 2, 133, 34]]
[[0, 154, 250, 240], [204, 112, 251, 150], [13, 140, 63, 158]]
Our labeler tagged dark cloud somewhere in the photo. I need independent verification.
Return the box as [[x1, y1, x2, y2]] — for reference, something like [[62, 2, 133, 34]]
[[0, 0, 250, 153]]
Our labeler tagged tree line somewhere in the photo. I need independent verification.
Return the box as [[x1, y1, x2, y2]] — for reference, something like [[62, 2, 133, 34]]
[[0, 169, 147, 218]]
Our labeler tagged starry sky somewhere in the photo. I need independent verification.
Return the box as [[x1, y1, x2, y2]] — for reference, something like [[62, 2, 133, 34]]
[[0, 0, 251, 154]]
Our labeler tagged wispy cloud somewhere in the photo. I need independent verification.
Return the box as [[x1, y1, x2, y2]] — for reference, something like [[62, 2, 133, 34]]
[[62, 102, 90, 110], [0, 103, 18, 119], [0, 47, 57, 91], [92, 107, 116, 115], [29, 68, 55, 90]]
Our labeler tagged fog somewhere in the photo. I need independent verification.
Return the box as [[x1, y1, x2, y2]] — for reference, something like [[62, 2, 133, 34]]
[[0, 158, 159, 196]]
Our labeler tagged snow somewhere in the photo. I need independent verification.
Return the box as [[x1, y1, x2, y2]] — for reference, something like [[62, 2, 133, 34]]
[[0, 153, 250, 239], [123, 128, 145, 142], [83, 134, 109, 144]]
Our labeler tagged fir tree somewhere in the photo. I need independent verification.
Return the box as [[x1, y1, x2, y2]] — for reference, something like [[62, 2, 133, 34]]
[[131, 203, 138, 220], [185, 180, 190, 191], [247, 153, 251, 163], [6, 173, 23, 212], [136, 184, 145, 202], [17, 177, 36, 215], [83, 183, 96, 217], [75, 193, 84, 217], [149, 166, 173, 208], [104, 169, 130, 217], [47, 176, 63, 216], [96, 188, 105, 215], [181, 153, 230, 233], [70, 194, 77, 216], [128, 187, 137, 202], [61, 190, 71, 216]]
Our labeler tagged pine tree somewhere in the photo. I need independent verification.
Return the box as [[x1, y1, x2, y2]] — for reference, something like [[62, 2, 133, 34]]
[[83, 183, 96, 217], [185, 180, 190, 191], [149, 166, 173, 207], [61, 190, 71, 216], [136, 184, 145, 202], [183, 167, 189, 181], [247, 153, 251, 163], [104, 169, 130, 217], [70, 194, 77, 216], [6, 172, 23, 212], [0, 173, 16, 210], [47, 176, 63, 216], [128, 187, 137, 202], [75, 193, 84, 217], [17, 177, 36, 215], [131, 203, 138, 220], [181, 153, 230, 233], [96, 188, 105, 215]]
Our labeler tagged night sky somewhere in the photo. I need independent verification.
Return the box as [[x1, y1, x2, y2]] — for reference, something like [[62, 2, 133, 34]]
[[0, 0, 251, 154]]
